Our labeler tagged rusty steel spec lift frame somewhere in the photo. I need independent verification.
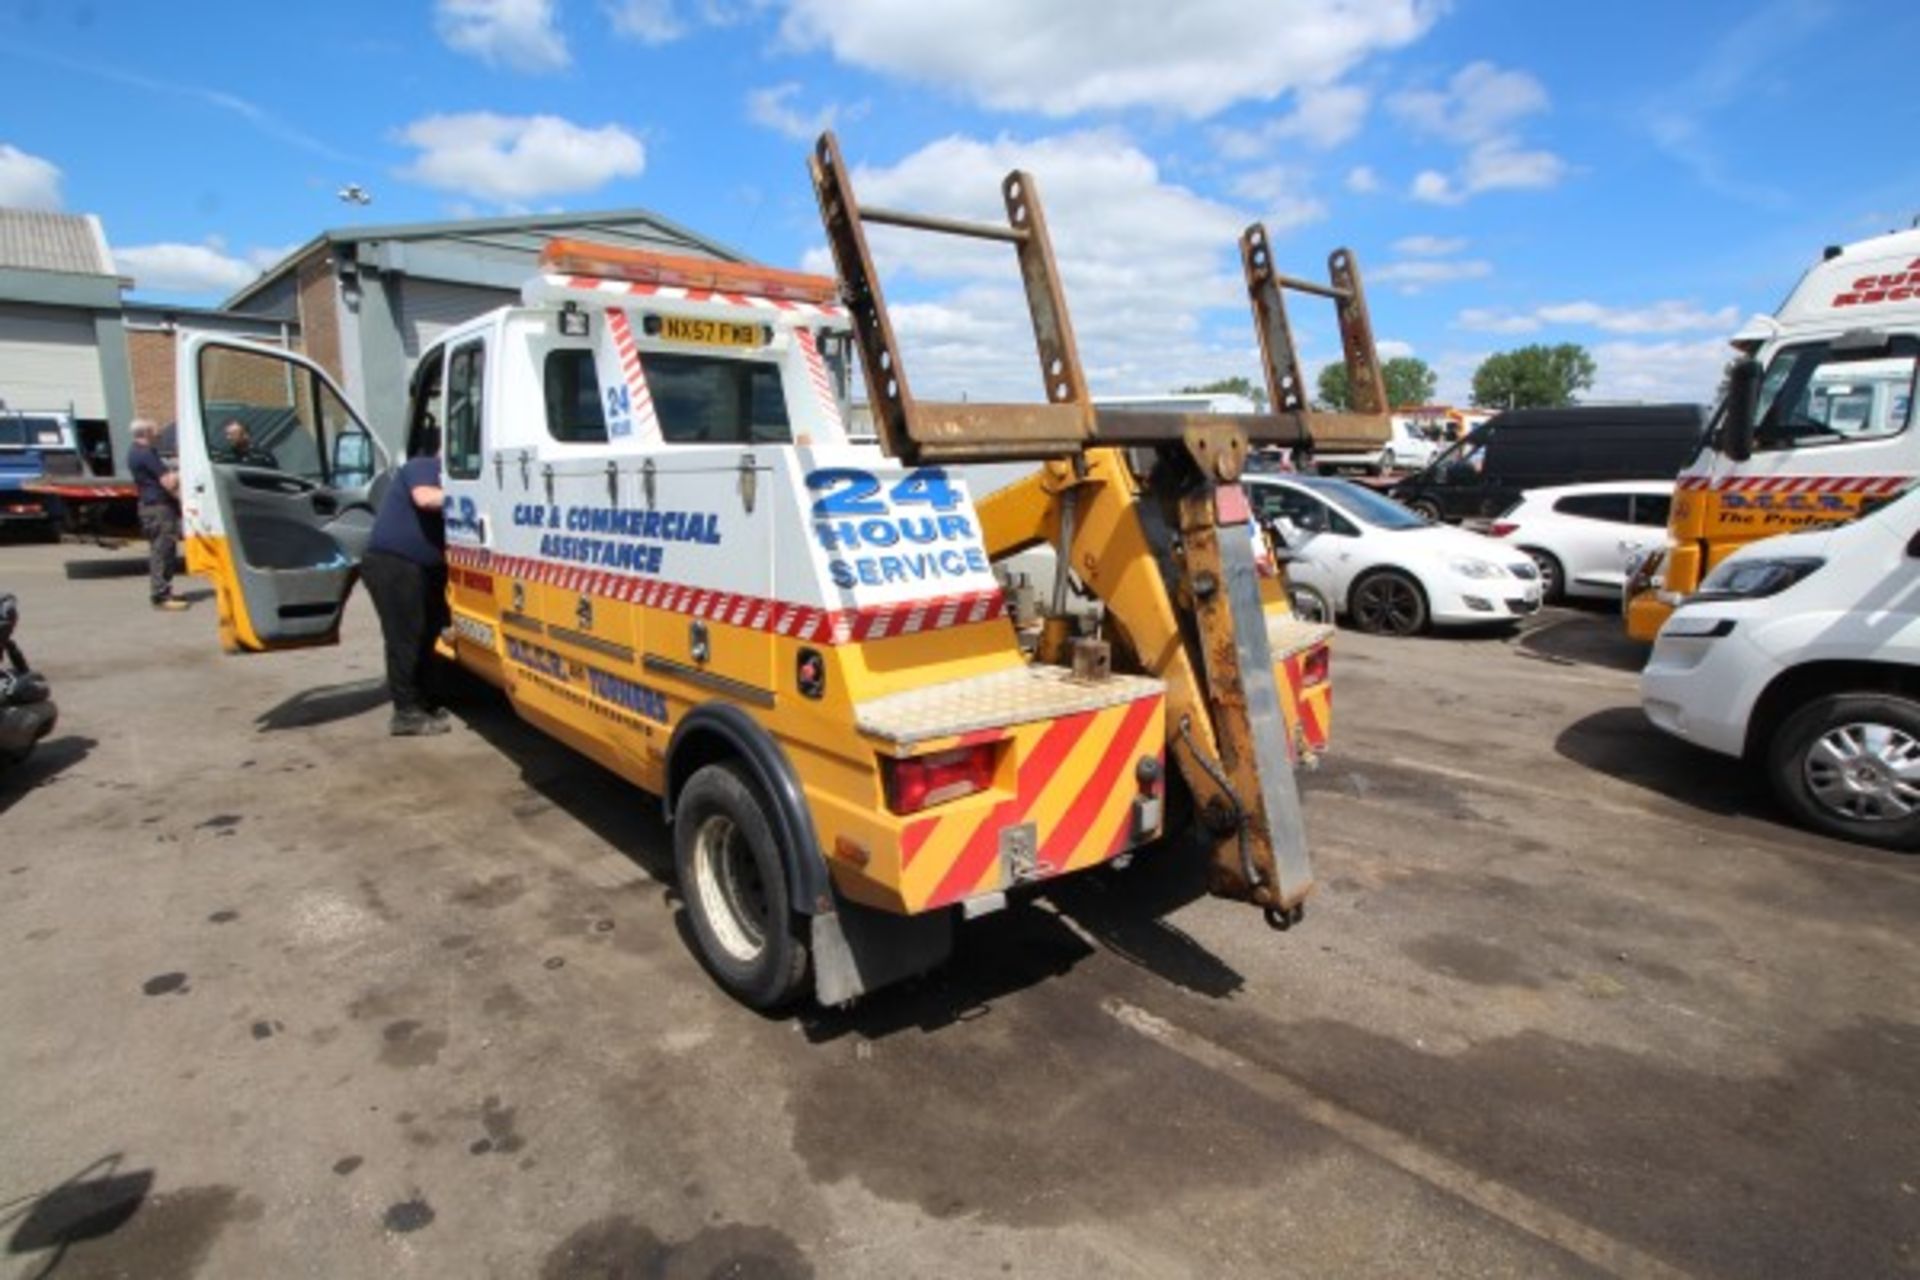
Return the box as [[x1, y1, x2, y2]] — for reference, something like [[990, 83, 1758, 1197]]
[[809, 131, 1389, 918]]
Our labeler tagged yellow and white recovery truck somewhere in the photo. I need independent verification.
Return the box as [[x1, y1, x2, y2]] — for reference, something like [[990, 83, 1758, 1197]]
[[175, 133, 1390, 1007]]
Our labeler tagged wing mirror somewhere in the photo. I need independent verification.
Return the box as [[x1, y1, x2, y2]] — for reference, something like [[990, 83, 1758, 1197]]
[[1723, 356, 1762, 463], [332, 432, 374, 488]]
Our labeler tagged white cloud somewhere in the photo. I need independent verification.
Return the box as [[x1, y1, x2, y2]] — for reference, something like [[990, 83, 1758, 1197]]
[[1393, 234, 1466, 256], [1228, 166, 1327, 234], [1457, 299, 1739, 335], [435, 0, 569, 73], [828, 130, 1317, 399], [1454, 307, 1541, 335], [115, 238, 284, 295], [1391, 62, 1567, 204], [1410, 169, 1453, 203], [0, 143, 62, 210], [1589, 338, 1731, 403], [1376, 339, 1415, 360], [747, 82, 860, 141], [1369, 257, 1492, 292], [780, 0, 1440, 119], [1389, 61, 1547, 143], [604, 0, 684, 42], [395, 113, 644, 203], [1212, 83, 1371, 158], [1344, 165, 1381, 194]]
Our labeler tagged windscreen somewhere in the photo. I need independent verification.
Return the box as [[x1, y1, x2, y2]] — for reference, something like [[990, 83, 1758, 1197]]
[[1753, 336, 1919, 450], [1292, 475, 1426, 529]]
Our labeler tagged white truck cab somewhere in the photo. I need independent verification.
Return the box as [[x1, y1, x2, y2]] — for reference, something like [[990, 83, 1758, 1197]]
[[1641, 484, 1920, 848]]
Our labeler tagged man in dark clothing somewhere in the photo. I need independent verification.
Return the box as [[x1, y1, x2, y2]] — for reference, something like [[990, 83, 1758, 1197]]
[[361, 439, 450, 736], [128, 420, 187, 611], [217, 420, 279, 469]]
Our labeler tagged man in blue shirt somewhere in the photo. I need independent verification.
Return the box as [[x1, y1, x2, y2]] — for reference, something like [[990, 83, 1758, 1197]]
[[127, 420, 187, 611], [361, 437, 450, 736]]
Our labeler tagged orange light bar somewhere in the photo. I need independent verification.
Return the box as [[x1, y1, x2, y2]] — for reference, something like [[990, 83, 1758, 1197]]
[[540, 237, 841, 306]]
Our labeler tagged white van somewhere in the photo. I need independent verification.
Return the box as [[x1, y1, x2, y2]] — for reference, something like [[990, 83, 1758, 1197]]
[[1641, 485, 1920, 849]]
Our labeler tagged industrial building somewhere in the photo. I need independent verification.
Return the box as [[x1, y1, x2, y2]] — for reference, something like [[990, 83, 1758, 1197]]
[[0, 205, 742, 469], [221, 209, 742, 449]]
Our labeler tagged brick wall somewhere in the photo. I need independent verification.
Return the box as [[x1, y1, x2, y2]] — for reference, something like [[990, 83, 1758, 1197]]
[[296, 250, 342, 386], [127, 328, 176, 425]]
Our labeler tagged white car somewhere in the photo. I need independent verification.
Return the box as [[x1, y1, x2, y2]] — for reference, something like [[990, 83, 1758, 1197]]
[[1314, 418, 1440, 475], [1641, 485, 1920, 850], [1245, 474, 1542, 635], [1486, 480, 1673, 603]]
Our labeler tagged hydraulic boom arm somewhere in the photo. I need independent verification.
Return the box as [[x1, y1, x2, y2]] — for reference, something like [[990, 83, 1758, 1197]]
[[810, 131, 1389, 916]]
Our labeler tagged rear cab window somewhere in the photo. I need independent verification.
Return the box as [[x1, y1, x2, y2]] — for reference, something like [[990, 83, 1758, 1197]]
[[541, 345, 791, 446]]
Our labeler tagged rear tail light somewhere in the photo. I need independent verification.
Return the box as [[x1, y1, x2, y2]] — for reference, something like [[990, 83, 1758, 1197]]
[[1300, 646, 1330, 688], [885, 744, 996, 813], [1488, 521, 1519, 538]]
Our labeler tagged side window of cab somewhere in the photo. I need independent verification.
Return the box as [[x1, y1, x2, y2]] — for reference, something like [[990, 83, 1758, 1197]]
[[445, 338, 487, 479]]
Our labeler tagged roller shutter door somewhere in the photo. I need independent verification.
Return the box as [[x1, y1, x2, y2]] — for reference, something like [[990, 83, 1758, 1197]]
[[0, 303, 105, 417], [396, 279, 514, 360]]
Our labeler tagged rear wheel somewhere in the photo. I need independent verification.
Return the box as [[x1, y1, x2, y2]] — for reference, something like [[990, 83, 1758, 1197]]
[[1287, 582, 1332, 624], [1408, 497, 1443, 523], [1767, 693, 1920, 851], [1349, 570, 1428, 637], [674, 762, 810, 1007], [1520, 546, 1564, 604]]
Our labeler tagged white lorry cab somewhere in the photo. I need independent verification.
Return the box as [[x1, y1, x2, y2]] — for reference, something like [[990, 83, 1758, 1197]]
[[1626, 227, 1920, 641], [174, 136, 1379, 1008], [1641, 483, 1920, 850]]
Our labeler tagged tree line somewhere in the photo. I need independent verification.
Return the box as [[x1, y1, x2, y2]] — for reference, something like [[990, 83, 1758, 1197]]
[[1180, 341, 1597, 412]]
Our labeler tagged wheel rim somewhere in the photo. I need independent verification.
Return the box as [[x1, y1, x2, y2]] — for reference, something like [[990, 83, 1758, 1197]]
[[1354, 576, 1421, 636], [691, 813, 770, 962], [1804, 721, 1920, 822], [1289, 586, 1329, 623], [1527, 551, 1559, 598]]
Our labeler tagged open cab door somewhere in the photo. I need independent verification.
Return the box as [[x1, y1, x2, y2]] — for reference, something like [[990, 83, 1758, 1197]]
[[177, 334, 389, 653]]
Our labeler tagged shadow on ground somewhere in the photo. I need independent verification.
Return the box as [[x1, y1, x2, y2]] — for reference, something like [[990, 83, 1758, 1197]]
[[1, 1156, 252, 1280], [0, 734, 96, 818], [1516, 605, 1647, 672], [1555, 705, 1763, 817], [255, 678, 389, 731]]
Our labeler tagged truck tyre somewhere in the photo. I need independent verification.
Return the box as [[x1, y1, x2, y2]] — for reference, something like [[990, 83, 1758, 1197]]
[[674, 762, 811, 1007], [1768, 693, 1920, 852], [1520, 546, 1564, 604], [1349, 569, 1428, 637]]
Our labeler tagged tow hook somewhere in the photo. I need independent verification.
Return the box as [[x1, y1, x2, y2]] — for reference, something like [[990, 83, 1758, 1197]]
[[1263, 904, 1304, 932]]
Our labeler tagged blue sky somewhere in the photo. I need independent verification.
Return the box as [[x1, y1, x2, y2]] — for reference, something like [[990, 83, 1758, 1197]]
[[3, 0, 1915, 405]]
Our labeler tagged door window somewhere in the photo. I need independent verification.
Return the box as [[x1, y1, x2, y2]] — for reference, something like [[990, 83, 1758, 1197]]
[[407, 345, 447, 458], [1253, 484, 1336, 534], [197, 343, 366, 486], [1552, 492, 1634, 523], [1631, 493, 1672, 527], [445, 340, 486, 479]]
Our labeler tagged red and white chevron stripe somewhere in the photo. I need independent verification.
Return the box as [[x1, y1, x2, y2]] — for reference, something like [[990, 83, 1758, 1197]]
[[447, 545, 1005, 644], [548, 274, 846, 318], [794, 327, 845, 434], [603, 308, 660, 443], [1675, 474, 1910, 494]]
